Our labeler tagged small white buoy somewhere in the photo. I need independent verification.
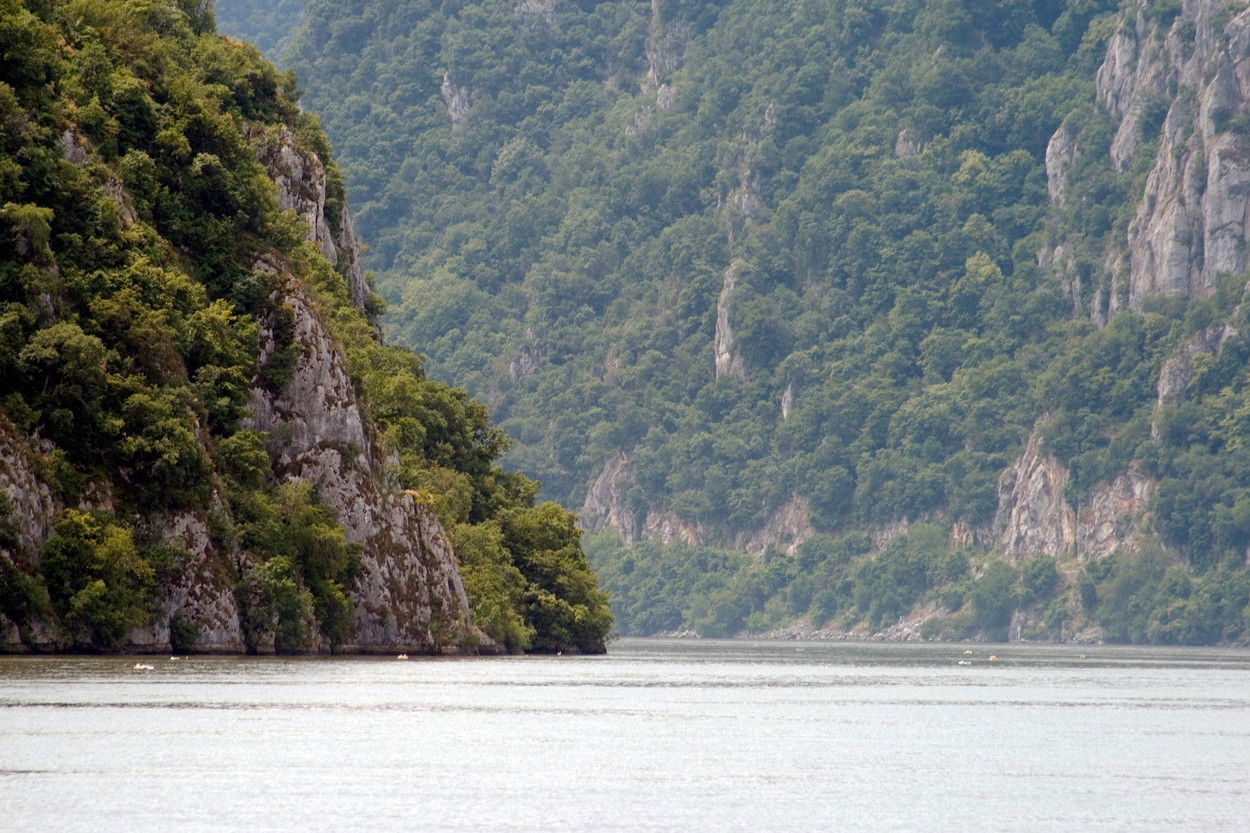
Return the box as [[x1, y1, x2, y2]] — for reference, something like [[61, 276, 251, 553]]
[[396, 653, 409, 660], [962, 649, 973, 655], [988, 655, 999, 662]]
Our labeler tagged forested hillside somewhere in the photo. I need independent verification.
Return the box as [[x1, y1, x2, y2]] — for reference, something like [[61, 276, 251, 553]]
[[0, 0, 609, 655], [219, 0, 1250, 644]]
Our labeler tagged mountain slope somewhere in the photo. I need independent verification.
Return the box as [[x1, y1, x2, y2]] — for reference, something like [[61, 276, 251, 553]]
[[0, 0, 609, 654], [220, 0, 1250, 644]]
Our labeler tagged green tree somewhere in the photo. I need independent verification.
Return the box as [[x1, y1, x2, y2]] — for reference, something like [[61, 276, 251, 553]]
[[41, 510, 156, 649]]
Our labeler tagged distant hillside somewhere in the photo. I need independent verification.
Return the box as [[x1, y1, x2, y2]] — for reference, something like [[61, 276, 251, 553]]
[[213, 0, 302, 56], [0, 0, 609, 655], [218, 0, 1250, 645]]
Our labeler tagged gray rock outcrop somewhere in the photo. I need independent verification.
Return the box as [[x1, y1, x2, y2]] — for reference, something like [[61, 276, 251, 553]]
[[0, 419, 55, 568], [581, 452, 638, 544], [894, 126, 923, 159], [249, 124, 372, 311], [1157, 323, 1238, 404], [993, 428, 1155, 563], [440, 72, 476, 126], [1084, 1, 1250, 310], [735, 495, 814, 555], [641, 509, 703, 547], [714, 261, 748, 381], [641, 0, 693, 95], [994, 431, 1076, 560], [1, 119, 473, 654], [243, 272, 471, 653], [1045, 122, 1078, 204]]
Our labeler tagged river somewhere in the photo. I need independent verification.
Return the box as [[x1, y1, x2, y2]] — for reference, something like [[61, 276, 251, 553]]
[[0, 639, 1247, 831]]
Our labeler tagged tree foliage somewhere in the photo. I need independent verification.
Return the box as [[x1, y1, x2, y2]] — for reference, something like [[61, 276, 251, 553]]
[[214, 0, 1250, 643], [0, 0, 609, 654]]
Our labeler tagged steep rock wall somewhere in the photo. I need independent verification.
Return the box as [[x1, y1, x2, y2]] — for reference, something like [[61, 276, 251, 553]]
[[993, 428, 1156, 563], [1, 118, 472, 654], [1081, 0, 1250, 311], [245, 124, 473, 652], [0, 419, 55, 568], [641, 0, 693, 95], [734, 496, 815, 556], [244, 269, 471, 652], [249, 125, 372, 311], [1156, 322, 1238, 404], [714, 261, 748, 381], [441, 72, 476, 126], [641, 509, 703, 547], [993, 431, 1076, 560], [581, 451, 638, 544]]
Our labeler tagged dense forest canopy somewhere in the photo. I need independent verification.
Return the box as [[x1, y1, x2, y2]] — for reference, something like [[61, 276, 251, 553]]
[[0, 0, 609, 654], [211, 0, 1250, 644]]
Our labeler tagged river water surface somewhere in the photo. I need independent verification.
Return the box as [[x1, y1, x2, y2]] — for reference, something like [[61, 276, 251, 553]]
[[0, 638, 1247, 832]]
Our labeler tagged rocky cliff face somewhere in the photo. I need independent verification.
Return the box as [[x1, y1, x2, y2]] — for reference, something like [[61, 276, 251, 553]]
[[641, 0, 693, 95], [0, 420, 55, 570], [516, 0, 557, 26], [1156, 322, 1238, 404], [581, 452, 638, 544], [993, 431, 1077, 560], [641, 509, 703, 547], [0, 431, 246, 654], [1062, 0, 1250, 313], [244, 267, 471, 652], [237, 127, 474, 653], [250, 125, 372, 311], [1010, 0, 1250, 567], [441, 72, 476, 126], [734, 496, 814, 556], [0, 120, 472, 655], [993, 427, 1155, 564], [714, 261, 748, 381], [579, 453, 705, 547]]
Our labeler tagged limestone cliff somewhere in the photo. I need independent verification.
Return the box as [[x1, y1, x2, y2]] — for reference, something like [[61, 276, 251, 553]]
[[1014, 0, 1250, 571], [714, 261, 748, 381], [1156, 322, 1239, 404], [993, 427, 1156, 565], [641, 510, 704, 548], [244, 267, 470, 652], [243, 127, 473, 652], [1053, 0, 1250, 315], [581, 452, 638, 544], [249, 125, 372, 312], [441, 72, 476, 126], [0, 120, 471, 655], [641, 0, 693, 95], [734, 496, 814, 556]]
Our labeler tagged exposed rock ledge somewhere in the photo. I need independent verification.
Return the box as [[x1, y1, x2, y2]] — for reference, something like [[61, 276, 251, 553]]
[[994, 428, 1156, 563], [1078, 0, 1250, 312], [245, 265, 473, 653]]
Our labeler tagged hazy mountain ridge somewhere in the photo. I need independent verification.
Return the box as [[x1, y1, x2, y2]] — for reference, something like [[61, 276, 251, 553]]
[[219, 0, 1250, 644]]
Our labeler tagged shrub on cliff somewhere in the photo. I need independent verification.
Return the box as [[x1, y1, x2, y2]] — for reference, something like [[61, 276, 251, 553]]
[[41, 510, 156, 649]]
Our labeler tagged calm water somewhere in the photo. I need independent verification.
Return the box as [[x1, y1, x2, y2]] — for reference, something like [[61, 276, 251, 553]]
[[0, 639, 1247, 832]]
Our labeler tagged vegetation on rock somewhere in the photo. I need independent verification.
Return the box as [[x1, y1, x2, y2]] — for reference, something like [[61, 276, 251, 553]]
[[0, 0, 609, 654], [210, 0, 1250, 645]]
